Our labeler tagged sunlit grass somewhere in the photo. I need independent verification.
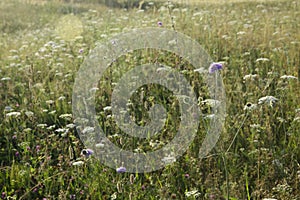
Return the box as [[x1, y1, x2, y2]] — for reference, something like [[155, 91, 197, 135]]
[[0, 0, 299, 199]]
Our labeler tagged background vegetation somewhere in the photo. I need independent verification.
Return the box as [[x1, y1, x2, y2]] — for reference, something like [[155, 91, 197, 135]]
[[0, 0, 299, 199]]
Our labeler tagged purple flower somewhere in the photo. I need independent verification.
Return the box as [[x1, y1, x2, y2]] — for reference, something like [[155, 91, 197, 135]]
[[15, 151, 20, 157], [208, 62, 223, 74], [79, 49, 84, 54], [36, 145, 41, 152], [81, 149, 94, 158], [157, 21, 163, 26], [116, 166, 126, 173], [2, 192, 6, 199], [184, 173, 190, 178], [12, 135, 17, 139]]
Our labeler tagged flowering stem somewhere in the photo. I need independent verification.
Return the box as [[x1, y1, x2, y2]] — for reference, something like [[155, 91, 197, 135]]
[[226, 112, 248, 153]]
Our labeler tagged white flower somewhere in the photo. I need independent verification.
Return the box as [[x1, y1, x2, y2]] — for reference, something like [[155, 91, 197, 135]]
[[37, 124, 48, 128], [59, 114, 72, 120], [103, 106, 112, 111], [201, 99, 221, 107], [185, 190, 200, 197], [72, 161, 84, 166], [82, 126, 95, 134], [55, 128, 67, 133], [244, 103, 258, 111], [243, 74, 258, 81], [66, 123, 76, 128], [95, 143, 105, 148], [258, 96, 278, 107], [161, 156, 176, 164], [46, 100, 54, 105], [256, 58, 269, 62], [25, 111, 34, 117], [58, 96, 66, 101], [6, 112, 21, 117], [1, 77, 11, 81], [280, 75, 297, 80]]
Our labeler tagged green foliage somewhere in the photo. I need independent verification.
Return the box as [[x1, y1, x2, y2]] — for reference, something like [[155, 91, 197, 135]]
[[0, 0, 299, 199]]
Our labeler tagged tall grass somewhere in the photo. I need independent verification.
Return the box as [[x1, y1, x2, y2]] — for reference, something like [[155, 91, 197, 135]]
[[0, 0, 299, 199]]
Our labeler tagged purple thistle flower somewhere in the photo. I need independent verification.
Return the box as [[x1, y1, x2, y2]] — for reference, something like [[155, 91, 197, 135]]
[[209, 62, 223, 74], [81, 149, 94, 158], [15, 151, 20, 157], [116, 166, 126, 173], [157, 21, 163, 26]]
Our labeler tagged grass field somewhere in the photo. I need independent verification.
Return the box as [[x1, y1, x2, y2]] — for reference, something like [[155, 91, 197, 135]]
[[0, 0, 300, 199]]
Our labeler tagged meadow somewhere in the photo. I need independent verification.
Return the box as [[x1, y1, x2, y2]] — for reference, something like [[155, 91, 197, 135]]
[[0, 0, 299, 199]]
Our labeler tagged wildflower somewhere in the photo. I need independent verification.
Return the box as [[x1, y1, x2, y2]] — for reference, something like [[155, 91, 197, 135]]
[[208, 62, 223, 74], [141, 185, 146, 190], [58, 96, 66, 101], [59, 114, 72, 120], [95, 143, 104, 148], [103, 106, 112, 111], [184, 173, 190, 178], [2, 192, 6, 199], [70, 194, 76, 200], [72, 161, 84, 166], [280, 75, 297, 79], [25, 111, 34, 117], [256, 58, 269, 62], [185, 190, 200, 198], [4, 106, 13, 111], [1, 77, 11, 81], [201, 99, 221, 108], [82, 126, 95, 134], [36, 145, 41, 152], [15, 151, 20, 157], [244, 102, 257, 111], [56, 128, 66, 133], [161, 155, 176, 164], [37, 124, 48, 128], [262, 199, 277, 200], [116, 166, 126, 173], [45, 100, 54, 105], [243, 74, 258, 81], [66, 123, 76, 128], [258, 96, 278, 107], [81, 149, 94, 158], [157, 21, 163, 26], [79, 49, 84, 54], [6, 111, 21, 117]]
